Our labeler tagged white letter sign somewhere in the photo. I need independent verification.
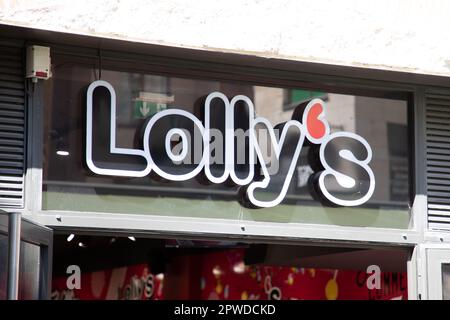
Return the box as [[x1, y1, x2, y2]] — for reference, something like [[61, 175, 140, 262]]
[[86, 80, 375, 208]]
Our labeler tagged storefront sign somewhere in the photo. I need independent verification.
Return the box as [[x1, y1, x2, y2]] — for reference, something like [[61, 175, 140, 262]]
[[86, 80, 375, 208]]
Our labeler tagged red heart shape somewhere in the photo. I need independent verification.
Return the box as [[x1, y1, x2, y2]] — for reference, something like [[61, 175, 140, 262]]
[[304, 100, 329, 143]]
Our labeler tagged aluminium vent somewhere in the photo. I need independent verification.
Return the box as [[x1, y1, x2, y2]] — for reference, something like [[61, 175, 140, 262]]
[[0, 40, 25, 209], [426, 91, 450, 231]]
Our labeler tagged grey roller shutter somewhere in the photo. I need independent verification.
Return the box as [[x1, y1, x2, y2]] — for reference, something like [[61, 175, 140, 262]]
[[426, 90, 450, 230], [0, 39, 25, 209]]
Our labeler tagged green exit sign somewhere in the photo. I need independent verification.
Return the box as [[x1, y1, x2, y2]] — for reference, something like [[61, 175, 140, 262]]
[[133, 101, 167, 119], [133, 92, 173, 119]]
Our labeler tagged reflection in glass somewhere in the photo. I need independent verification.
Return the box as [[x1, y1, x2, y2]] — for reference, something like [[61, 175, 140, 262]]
[[42, 54, 411, 228], [443, 264, 450, 300], [18, 241, 40, 300]]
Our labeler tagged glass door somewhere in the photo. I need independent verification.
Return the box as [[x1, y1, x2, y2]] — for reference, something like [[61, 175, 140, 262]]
[[0, 210, 53, 300]]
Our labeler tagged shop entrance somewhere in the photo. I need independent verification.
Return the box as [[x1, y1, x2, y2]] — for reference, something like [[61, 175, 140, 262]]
[[51, 232, 410, 300]]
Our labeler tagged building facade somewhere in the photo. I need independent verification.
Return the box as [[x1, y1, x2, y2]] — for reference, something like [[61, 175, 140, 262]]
[[0, 1, 450, 300]]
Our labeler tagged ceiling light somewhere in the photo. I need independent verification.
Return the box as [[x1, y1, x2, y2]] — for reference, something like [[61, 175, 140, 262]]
[[56, 150, 69, 156]]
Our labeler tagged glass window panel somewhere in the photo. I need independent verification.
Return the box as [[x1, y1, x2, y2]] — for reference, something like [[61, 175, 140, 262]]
[[42, 54, 411, 229], [18, 241, 40, 300], [443, 264, 450, 300], [0, 233, 7, 299]]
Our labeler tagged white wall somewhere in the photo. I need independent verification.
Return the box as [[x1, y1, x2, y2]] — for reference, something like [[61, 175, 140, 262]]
[[1, 0, 450, 77]]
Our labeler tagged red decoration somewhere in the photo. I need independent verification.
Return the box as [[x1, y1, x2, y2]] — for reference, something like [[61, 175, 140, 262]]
[[52, 248, 407, 300]]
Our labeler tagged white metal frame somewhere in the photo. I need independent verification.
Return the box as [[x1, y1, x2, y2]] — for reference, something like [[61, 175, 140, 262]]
[[30, 209, 420, 245], [427, 249, 450, 299], [412, 244, 450, 300]]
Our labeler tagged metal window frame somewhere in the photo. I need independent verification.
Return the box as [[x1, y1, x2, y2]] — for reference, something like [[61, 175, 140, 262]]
[[426, 247, 450, 299], [412, 244, 450, 300]]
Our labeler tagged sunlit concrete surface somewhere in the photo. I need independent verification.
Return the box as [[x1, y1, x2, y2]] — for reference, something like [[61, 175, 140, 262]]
[[1, 0, 450, 76]]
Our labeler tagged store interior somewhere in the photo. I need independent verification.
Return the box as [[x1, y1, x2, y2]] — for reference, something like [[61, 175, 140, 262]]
[[51, 234, 409, 300]]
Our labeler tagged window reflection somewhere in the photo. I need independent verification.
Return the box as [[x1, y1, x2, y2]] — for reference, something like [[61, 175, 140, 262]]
[[443, 264, 450, 300], [42, 54, 411, 227], [18, 241, 40, 300]]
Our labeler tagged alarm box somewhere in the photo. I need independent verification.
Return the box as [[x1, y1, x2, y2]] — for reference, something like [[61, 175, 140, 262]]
[[26, 45, 51, 80]]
